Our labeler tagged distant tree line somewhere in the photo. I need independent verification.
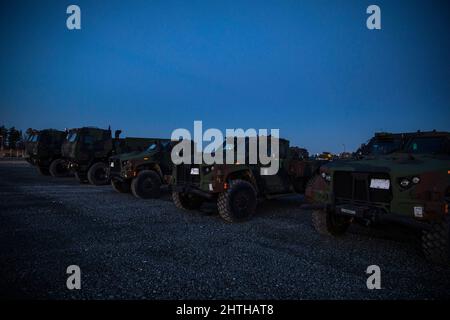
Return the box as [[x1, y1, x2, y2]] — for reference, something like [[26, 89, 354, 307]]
[[0, 125, 30, 150]]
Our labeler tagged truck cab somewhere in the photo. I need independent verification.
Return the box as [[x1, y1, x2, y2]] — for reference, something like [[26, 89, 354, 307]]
[[25, 129, 69, 177], [62, 127, 152, 185]]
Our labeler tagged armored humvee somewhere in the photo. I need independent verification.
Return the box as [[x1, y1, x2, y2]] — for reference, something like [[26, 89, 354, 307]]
[[108, 139, 176, 199], [172, 137, 325, 222], [61, 127, 154, 185], [24, 129, 70, 177], [306, 131, 450, 265]]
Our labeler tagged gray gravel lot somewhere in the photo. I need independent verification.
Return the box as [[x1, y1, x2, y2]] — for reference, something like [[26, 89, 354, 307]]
[[0, 160, 449, 299]]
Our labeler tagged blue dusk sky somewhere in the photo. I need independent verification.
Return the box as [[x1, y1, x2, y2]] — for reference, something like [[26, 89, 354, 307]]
[[0, 0, 449, 153]]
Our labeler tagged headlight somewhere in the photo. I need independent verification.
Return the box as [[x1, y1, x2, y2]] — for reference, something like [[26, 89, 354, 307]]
[[321, 172, 331, 182], [399, 176, 420, 188], [400, 178, 410, 188]]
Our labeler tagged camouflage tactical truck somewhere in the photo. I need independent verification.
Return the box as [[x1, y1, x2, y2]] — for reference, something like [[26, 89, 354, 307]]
[[306, 131, 450, 265], [61, 127, 153, 186], [172, 137, 325, 222], [108, 139, 176, 199], [25, 129, 70, 177]]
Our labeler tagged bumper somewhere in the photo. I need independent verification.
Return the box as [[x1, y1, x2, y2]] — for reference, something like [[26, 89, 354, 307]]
[[108, 170, 129, 182], [334, 203, 433, 230], [25, 156, 48, 167]]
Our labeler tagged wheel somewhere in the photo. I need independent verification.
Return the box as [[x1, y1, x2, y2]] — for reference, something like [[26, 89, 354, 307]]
[[111, 179, 131, 193], [49, 159, 69, 177], [131, 170, 161, 199], [37, 166, 50, 176], [312, 208, 351, 236], [74, 171, 89, 184], [217, 180, 257, 223], [87, 162, 109, 186], [422, 217, 449, 265], [172, 191, 203, 210]]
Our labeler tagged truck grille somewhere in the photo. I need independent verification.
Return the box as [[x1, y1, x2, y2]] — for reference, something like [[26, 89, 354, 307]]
[[176, 165, 200, 186], [333, 171, 392, 204]]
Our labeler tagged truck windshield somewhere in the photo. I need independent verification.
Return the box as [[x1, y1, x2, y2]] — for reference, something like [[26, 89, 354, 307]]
[[146, 143, 158, 151], [29, 134, 39, 142], [66, 132, 78, 142], [404, 137, 447, 154], [223, 142, 235, 151], [221, 137, 262, 160], [367, 139, 402, 155], [222, 139, 246, 155]]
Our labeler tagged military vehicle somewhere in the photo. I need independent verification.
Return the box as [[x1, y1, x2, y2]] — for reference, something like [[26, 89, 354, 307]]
[[172, 137, 325, 222], [306, 131, 450, 265], [24, 129, 70, 177], [108, 138, 176, 199], [61, 127, 153, 185]]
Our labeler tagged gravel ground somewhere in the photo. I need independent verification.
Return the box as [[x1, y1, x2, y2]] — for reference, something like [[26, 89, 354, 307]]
[[0, 160, 449, 299]]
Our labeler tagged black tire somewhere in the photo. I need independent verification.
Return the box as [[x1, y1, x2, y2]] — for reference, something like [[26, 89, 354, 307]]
[[131, 170, 161, 199], [172, 191, 203, 210], [422, 217, 449, 265], [49, 159, 69, 177], [87, 162, 109, 186], [111, 179, 131, 193], [217, 179, 257, 223], [37, 166, 50, 176], [312, 208, 351, 236], [74, 171, 89, 184]]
